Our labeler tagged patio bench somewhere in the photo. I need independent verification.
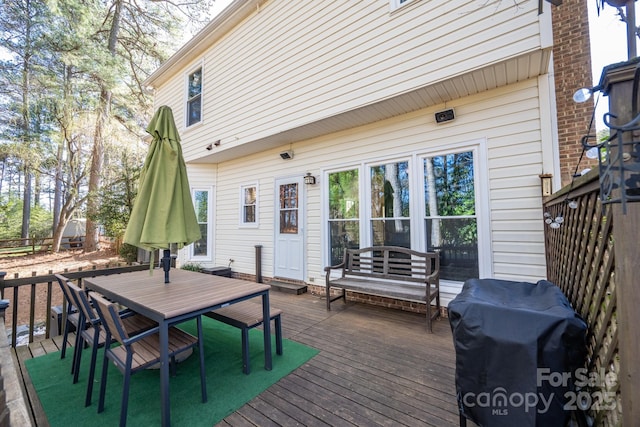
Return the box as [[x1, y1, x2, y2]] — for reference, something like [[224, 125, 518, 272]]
[[204, 301, 283, 374], [324, 246, 440, 332]]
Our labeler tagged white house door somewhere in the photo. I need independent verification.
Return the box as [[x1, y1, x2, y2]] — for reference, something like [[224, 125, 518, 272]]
[[274, 177, 305, 280]]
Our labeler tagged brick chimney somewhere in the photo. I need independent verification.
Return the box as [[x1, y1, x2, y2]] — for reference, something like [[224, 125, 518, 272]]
[[551, 0, 598, 186]]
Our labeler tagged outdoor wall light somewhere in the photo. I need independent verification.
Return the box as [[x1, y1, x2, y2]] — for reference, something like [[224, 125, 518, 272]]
[[539, 174, 553, 197], [205, 140, 221, 151], [304, 173, 316, 185], [280, 150, 293, 160]]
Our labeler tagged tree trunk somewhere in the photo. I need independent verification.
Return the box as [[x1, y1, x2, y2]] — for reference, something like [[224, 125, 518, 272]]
[[20, 0, 32, 243], [84, 88, 109, 252], [84, 0, 122, 252]]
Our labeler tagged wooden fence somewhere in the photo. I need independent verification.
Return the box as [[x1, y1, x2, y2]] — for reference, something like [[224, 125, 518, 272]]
[[0, 236, 89, 256], [0, 263, 150, 348], [542, 169, 622, 426]]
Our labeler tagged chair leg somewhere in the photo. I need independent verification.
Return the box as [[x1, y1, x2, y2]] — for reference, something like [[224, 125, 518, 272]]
[[120, 367, 132, 427], [85, 335, 100, 406], [274, 315, 283, 356], [70, 324, 83, 375], [241, 328, 250, 375], [97, 348, 109, 413], [61, 318, 70, 360], [72, 333, 85, 384]]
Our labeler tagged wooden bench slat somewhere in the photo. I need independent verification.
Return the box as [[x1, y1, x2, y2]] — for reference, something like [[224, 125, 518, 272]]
[[325, 246, 440, 332]]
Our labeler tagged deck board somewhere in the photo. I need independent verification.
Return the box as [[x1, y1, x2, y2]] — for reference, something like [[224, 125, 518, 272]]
[[14, 290, 461, 427]]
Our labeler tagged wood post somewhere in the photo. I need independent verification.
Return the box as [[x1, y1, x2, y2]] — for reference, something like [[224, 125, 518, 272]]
[[600, 59, 640, 426]]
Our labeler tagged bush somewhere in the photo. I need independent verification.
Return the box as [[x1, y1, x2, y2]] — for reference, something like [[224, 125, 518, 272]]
[[119, 243, 138, 263], [181, 262, 203, 272]]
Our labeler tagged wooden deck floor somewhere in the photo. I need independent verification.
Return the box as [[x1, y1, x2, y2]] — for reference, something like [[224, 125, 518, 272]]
[[13, 290, 461, 427]]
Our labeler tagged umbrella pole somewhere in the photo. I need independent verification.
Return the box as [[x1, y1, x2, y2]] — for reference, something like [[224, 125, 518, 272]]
[[162, 248, 172, 283]]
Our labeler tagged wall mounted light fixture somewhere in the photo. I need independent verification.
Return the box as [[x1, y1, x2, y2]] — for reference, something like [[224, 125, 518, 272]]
[[205, 143, 213, 151], [304, 172, 316, 185], [539, 174, 552, 196], [280, 150, 294, 160]]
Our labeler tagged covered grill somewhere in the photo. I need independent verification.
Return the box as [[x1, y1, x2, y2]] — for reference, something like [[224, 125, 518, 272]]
[[448, 278, 587, 426]]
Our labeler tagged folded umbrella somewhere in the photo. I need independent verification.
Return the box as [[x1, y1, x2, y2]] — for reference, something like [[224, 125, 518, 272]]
[[123, 106, 201, 282]]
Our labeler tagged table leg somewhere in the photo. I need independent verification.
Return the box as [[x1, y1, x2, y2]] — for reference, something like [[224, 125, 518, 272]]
[[160, 322, 170, 426], [262, 292, 272, 370]]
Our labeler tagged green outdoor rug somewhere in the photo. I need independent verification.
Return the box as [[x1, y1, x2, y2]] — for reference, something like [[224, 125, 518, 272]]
[[26, 317, 318, 427]]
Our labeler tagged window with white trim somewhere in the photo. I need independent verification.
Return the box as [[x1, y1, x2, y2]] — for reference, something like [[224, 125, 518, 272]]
[[240, 184, 258, 226], [423, 150, 479, 281], [327, 169, 359, 266], [370, 161, 410, 247], [191, 188, 211, 259], [186, 67, 202, 127], [325, 147, 483, 283]]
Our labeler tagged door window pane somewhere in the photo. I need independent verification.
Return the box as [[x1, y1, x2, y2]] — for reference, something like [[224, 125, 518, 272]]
[[424, 152, 478, 281], [279, 183, 298, 234]]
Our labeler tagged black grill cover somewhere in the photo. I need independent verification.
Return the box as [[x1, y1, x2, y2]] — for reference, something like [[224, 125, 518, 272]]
[[448, 279, 587, 427]]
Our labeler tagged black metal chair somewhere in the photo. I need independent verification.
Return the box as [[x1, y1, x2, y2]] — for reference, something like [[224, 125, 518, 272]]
[[54, 274, 83, 372], [90, 292, 207, 427], [56, 274, 156, 407]]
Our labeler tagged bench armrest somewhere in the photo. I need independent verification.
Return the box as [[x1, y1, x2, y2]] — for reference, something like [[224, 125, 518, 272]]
[[425, 271, 439, 285], [323, 262, 344, 273]]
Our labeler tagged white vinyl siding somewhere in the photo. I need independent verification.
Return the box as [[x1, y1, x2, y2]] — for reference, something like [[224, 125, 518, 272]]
[[177, 80, 548, 306], [150, 0, 548, 163], [390, 0, 416, 12]]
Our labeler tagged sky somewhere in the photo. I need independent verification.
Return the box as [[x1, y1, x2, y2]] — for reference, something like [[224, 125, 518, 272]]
[[587, 1, 637, 130]]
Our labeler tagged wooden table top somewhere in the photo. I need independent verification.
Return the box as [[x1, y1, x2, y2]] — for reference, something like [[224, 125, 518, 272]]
[[84, 268, 271, 321]]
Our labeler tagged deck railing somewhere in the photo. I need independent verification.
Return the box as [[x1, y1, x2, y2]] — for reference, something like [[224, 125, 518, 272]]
[[0, 263, 151, 348], [542, 169, 622, 426]]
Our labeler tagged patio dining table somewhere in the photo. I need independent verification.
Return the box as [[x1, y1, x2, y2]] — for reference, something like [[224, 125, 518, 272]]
[[84, 268, 272, 427]]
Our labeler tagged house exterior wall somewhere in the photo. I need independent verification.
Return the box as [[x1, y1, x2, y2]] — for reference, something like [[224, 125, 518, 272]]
[[157, 0, 564, 307], [180, 78, 550, 306], [151, 0, 552, 162]]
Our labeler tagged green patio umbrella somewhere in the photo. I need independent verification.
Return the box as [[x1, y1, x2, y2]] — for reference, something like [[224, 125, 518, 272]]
[[123, 105, 201, 283]]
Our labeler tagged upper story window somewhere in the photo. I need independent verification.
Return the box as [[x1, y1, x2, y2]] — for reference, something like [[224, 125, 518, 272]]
[[390, 0, 415, 11], [240, 184, 258, 226], [186, 67, 202, 127]]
